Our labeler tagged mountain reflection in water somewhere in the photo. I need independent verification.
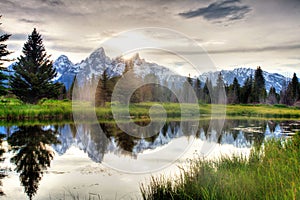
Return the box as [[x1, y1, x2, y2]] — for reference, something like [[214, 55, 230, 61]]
[[0, 119, 298, 199]]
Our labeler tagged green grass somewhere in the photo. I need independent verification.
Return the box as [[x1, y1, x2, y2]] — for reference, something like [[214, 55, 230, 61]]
[[225, 104, 300, 118], [0, 97, 299, 121], [0, 98, 73, 121], [141, 133, 300, 200]]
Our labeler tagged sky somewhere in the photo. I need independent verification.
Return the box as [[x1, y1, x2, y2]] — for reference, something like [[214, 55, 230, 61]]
[[0, 0, 300, 77]]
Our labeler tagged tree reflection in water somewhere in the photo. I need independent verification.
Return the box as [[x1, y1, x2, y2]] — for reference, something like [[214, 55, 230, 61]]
[[7, 126, 60, 200], [0, 132, 6, 196]]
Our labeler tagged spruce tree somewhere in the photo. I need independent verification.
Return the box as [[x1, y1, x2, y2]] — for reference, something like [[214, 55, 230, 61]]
[[202, 78, 212, 103], [280, 79, 290, 105], [95, 69, 110, 107], [0, 15, 12, 96], [68, 75, 77, 99], [194, 78, 202, 99], [252, 67, 266, 103], [267, 86, 278, 104], [240, 76, 252, 104], [215, 73, 226, 104], [227, 77, 240, 104], [290, 73, 299, 102], [10, 28, 61, 104], [183, 74, 193, 103]]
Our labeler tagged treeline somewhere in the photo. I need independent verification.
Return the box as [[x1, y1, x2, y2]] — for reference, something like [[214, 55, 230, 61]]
[[192, 66, 300, 106], [74, 65, 300, 107]]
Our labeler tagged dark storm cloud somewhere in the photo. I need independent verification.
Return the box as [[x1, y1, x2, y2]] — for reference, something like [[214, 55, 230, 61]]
[[179, 0, 251, 22]]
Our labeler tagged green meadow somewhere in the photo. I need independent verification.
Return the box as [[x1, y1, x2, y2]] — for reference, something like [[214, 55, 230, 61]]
[[0, 98, 300, 121]]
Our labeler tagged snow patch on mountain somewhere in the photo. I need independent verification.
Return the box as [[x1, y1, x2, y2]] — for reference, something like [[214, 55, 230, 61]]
[[53, 47, 292, 93], [198, 67, 290, 92]]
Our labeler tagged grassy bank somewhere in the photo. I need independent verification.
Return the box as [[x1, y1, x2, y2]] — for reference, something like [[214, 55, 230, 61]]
[[0, 98, 300, 121], [0, 98, 73, 120], [141, 134, 300, 200]]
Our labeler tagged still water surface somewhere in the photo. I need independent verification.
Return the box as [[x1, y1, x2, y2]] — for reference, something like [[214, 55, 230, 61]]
[[0, 119, 298, 199]]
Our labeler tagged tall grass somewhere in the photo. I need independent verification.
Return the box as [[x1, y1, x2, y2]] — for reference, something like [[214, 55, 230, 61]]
[[141, 134, 300, 200]]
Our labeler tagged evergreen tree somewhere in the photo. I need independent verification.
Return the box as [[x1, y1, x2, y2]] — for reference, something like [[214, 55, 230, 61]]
[[227, 77, 240, 104], [161, 79, 172, 102], [58, 85, 67, 100], [68, 75, 77, 99], [240, 76, 252, 104], [183, 74, 194, 103], [0, 15, 12, 96], [95, 70, 109, 107], [94, 69, 120, 106], [280, 79, 291, 105], [290, 73, 299, 102], [10, 28, 61, 104], [214, 73, 226, 104], [202, 78, 212, 103], [194, 78, 202, 99], [267, 86, 279, 105], [252, 66, 266, 103]]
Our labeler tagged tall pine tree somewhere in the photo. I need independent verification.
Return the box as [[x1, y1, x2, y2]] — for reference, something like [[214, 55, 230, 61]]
[[267, 86, 279, 104], [252, 66, 266, 103], [202, 78, 212, 103], [95, 69, 110, 107], [290, 73, 299, 102], [0, 15, 12, 96], [214, 72, 226, 104], [194, 78, 202, 99], [227, 77, 240, 104], [10, 28, 61, 104], [240, 76, 252, 104]]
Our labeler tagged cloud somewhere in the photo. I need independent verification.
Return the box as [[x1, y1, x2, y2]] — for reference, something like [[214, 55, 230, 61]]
[[19, 18, 41, 24], [0, 0, 16, 7], [179, 0, 251, 22], [145, 43, 300, 55], [48, 43, 93, 53], [207, 44, 300, 54], [39, 0, 64, 7]]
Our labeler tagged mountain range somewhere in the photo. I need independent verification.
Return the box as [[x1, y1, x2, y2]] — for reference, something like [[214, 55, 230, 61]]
[[52, 47, 292, 93], [6, 47, 292, 93]]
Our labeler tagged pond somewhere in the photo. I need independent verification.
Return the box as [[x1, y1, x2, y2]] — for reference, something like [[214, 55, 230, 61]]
[[0, 118, 299, 199]]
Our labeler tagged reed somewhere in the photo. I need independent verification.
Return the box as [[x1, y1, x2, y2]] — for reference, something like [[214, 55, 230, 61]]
[[141, 134, 300, 200]]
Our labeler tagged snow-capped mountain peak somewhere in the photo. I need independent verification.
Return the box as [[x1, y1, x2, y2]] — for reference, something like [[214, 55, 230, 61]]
[[198, 67, 289, 92], [88, 47, 107, 60], [53, 55, 74, 72], [53, 47, 292, 93]]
